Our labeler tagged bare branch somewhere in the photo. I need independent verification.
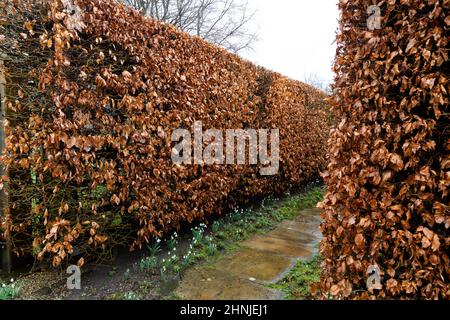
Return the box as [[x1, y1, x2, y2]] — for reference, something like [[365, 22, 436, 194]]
[[121, 0, 258, 53]]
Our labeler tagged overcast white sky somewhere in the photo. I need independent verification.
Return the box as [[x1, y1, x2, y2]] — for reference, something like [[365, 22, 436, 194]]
[[240, 0, 339, 87]]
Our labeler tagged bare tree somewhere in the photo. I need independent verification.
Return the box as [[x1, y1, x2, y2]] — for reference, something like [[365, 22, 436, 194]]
[[121, 0, 257, 53], [304, 73, 332, 95]]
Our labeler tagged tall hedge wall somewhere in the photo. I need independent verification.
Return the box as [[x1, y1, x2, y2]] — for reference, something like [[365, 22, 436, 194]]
[[320, 0, 449, 299], [0, 0, 330, 267]]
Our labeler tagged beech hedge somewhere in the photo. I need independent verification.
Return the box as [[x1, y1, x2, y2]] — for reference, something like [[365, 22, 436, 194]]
[[319, 0, 449, 299]]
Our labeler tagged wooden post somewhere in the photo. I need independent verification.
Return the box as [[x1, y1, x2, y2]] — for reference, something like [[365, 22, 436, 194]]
[[0, 57, 11, 275]]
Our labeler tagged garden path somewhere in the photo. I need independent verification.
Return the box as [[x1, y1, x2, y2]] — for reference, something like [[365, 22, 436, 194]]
[[175, 208, 322, 300]]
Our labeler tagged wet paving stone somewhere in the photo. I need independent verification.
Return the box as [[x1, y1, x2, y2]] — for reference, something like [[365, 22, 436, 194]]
[[265, 227, 317, 245], [176, 268, 284, 300], [215, 248, 295, 282], [241, 236, 315, 257]]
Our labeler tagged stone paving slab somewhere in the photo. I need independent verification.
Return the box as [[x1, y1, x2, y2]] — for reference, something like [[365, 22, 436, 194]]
[[176, 268, 284, 300], [215, 248, 295, 282], [266, 226, 317, 244], [241, 236, 315, 257]]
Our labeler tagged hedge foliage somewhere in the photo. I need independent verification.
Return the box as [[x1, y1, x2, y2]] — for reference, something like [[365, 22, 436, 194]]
[[319, 0, 449, 299], [0, 0, 330, 267]]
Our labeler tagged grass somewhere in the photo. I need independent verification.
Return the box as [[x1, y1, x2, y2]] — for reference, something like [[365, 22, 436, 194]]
[[139, 256, 158, 272], [269, 254, 322, 300], [109, 280, 156, 300], [108, 266, 118, 277], [110, 291, 140, 300], [0, 279, 20, 301]]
